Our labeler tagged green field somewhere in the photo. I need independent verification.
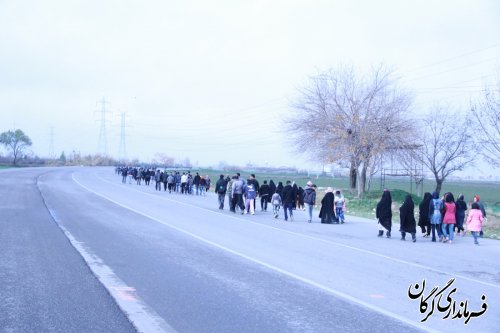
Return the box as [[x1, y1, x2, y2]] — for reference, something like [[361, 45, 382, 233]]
[[190, 168, 498, 203]]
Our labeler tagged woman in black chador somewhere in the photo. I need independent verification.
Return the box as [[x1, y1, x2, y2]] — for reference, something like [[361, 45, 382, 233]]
[[319, 187, 336, 224], [376, 189, 392, 238], [399, 195, 417, 242], [276, 182, 284, 200], [418, 192, 432, 237], [269, 180, 276, 195], [454, 194, 467, 235]]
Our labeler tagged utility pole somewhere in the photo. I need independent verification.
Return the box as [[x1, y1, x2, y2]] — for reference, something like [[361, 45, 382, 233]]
[[118, 112, 129, 161], [49, 126, 55, 158], [96, 97, 111, 155]]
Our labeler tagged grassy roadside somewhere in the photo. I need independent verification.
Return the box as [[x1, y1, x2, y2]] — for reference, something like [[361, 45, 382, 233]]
[[341, 191, 500, 239]]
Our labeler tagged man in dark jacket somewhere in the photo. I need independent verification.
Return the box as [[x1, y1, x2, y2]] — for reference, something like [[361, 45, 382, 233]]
[[259, 180, 271, 212], [194, 172, 201, 195], [231, 176, 245, 214], [215, 174, 227, 210], [281, 181, 294, 221]]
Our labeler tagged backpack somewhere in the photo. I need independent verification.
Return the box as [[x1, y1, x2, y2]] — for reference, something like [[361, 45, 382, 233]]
[[218, 184, 226, 193], [304, 189, 315, 204], [272, 194, 281, 205]]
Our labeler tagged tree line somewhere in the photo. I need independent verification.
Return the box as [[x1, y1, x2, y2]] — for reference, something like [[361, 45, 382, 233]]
[[285, 65, 500, 196]]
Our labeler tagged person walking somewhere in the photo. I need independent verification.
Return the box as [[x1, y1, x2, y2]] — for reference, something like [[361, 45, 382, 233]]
[[429, 192, 444, 242], [269, 180, 276, 196], [441, 193, 457, 244], [466, 202, 484, 245], [303, 181, 316, 223], [276, 182, 284, 200], [292, 183, 299, 211], [162, 171, 168, 191], [187, 172, 194, 194], [194, 172, 201, 195], [418, 192, 432, 237], [205, 175, 211, 193], [226, 176, 235, 212], [259, 180, 271, 212], [247, 174, 259, 211], [244, 180, 257, 215], [199, 176, 207, 196], [376, 189, 392, 238], [334, 190, 346, 224], [180, 172, 188, 194], [399, 195, 417, 242], [297, 186, 305, 211], [319, 187, 335, 224], [174, 172, 181, 193], [215, 174, 227, 210], [281, 181, 294, 221], [455, 194, 467, 236], [473, 195, 487, 237], [121, 167, 128, 183], [155, 169, 162, 191], [167, 173, 174, 193], [144, 169, 152, 186], [271, 191, 282, 219], [231, 176, 245, 214]]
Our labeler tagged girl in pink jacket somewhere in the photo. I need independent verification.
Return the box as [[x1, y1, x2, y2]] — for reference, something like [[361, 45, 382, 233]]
[[466, 202, 484, 245], [441, 193, 456, 244]]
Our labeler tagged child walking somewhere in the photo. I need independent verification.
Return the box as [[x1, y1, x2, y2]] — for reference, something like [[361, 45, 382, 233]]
[[334, 190, 346, 224], [466, 202, 484, 245], [271, 192, 282, 219]]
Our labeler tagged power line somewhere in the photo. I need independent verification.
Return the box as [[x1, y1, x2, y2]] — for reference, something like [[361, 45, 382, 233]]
[[404, 56, 499, 82], [118, 111, 130, 161], [95, 97, 112, 156], [405, 42, 500, 74]]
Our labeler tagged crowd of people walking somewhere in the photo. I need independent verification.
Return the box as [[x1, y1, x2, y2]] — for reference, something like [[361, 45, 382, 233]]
[[115, 167, 347, 224], [116, 167, 487, 246], [117, 167, 212, 195], [376, 188, 487, 245]]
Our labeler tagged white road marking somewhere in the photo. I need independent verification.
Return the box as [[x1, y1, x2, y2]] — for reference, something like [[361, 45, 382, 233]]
[[38, 175, 177, 333], [73, 172, 441, 333]]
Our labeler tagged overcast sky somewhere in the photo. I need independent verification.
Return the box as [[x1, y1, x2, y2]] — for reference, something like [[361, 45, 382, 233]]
[[1, 0, 499, 173]]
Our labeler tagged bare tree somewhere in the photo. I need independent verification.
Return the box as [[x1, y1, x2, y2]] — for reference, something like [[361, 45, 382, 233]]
[[152, 153, 175, 167], [470, 77, 500, 166], [286, 65, 415, 197], [0, 129, 32, 165], [417, 106, 475, 193]]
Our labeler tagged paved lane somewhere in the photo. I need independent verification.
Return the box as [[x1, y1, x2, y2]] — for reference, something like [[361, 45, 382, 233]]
[[0, 168, 136, 333], [3, 166, 499, 332]]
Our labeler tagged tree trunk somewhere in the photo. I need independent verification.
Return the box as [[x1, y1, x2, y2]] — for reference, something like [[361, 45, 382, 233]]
[[358, 163, 368, 198], [434, 178, 443, 194], [349, 163, 357, 189]]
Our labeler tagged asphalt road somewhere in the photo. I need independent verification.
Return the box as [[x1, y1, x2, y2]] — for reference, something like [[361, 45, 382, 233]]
[[1, 167, 499, 333]]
